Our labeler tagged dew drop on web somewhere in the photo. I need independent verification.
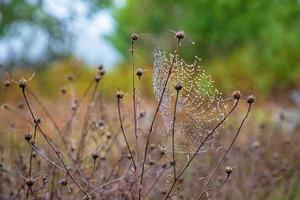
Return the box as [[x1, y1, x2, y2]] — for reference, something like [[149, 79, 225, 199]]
[[153, 48, 227, 153]]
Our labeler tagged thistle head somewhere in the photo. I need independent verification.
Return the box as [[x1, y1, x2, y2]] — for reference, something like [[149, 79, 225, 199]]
[[175, 82, 183, 91], [131, 33, 138, 41], [176, 31, 185, 40], [116, 91, 124, 99], [247, 95, 255, 104], [232, 90, 241, 100], [225, 166, 233, 176]]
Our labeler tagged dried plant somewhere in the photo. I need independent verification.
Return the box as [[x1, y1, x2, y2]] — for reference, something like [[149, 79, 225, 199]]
[[0, 31, 261, 200]]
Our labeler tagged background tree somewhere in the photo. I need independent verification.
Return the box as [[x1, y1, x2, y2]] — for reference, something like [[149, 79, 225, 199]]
[[110, 0, 300, 95]]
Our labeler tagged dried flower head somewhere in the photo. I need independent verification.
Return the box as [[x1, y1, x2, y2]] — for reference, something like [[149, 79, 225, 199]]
[[98, 64, 104, 70], [232, 90, 241, 100], [225, 166, 233, 175], [18, 78, 27, 89], [4, 80, 10, 88], [67, 74, 74, 82], [116, 91, 124, 99], [61, 87, 67, 94], [175, 82, 183, 91], [100, 69, 106, 76], [131, 33, 138, 41], [25, 177, 34, 187], [34, 116, 41, 124], [136, 68, 143, 77], [1, 103, 9, 110], [176, 31, 185, 40], [24, 133, 32, 142], [95, 74, 101, 82], [247, 95, 255, 104], [60, 179, 68, 187], [92, 153, 99, 160]]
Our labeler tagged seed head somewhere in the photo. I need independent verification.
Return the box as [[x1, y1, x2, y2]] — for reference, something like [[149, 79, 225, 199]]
[[98, 64, 104, 70], [60, 179, 68, 187], [150, 143, 156, 150], [92, 153, 99, 160], [232, 90, 241, 100], [175, 82, 183, 91], [247, 95, 255, 104], [136, 68, 143, 77], [100, 69, 106, 76], [161, 163, 168, 169], [176, 31, 185, 40], [95, 74, 101, 82], [18, 102, 24, 109], [18, 78, 27, 89], [139, 111, 145, 118], [34, 116, 41, 124], [98, 119, 105, 127], [225, 166, 233, 175], [160, 149, 166, 156], [116, 91, 124, 99], [24, 133, 32, 142], [1, 103, 9, 110], [4, 80, 10, 88], [61, 87, 67, 94], [131, 33, 138, 41], [67, 74, 74, 82], [25, 177, 34, 187]]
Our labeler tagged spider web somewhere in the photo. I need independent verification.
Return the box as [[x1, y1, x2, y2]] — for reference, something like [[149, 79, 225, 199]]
[[153, 48, 227, 152]]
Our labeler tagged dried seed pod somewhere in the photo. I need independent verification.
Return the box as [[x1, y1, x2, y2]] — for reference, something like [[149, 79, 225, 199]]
[[176, 31, 185, 40], [247, 95, 255, 104], [18, 78, 27, 89], [61, 87, 67, 94], [25, 177, 34, 187], [98, 64, 104, 70], [67, 74, 74, 82], [131, 33, 138, 41], [1, 103, 9, 110], [95, 74, 101, 82], [24, 133, 32, 142], [4, 80, 10, 88], [136, 68, 143, 77], [100, 69, 106, 76], [175, 82, 183, 91], [92, 153, 99, 160], [34, 116, 41, 124], [225, 166, 233, 175], [60, 179, 68, 187], [116, 91, 124, 99], [232, 90, 241, 100]]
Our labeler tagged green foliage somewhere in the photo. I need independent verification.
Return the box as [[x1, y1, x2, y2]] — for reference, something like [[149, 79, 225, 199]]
[[110, 0, 300, 95]]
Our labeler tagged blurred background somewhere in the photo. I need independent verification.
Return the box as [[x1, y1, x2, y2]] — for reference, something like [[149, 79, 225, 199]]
[[1, 0, 300, 100], [1, 1, 300, 199]]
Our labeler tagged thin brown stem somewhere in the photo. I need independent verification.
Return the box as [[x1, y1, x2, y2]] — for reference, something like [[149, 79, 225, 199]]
[[197, 103, 252, 200], [28, 125, 37, 177], [85, 159, 97, 192], [30, 143, 66, 172], [76, 80, 100, 163], [29, 187, 38, 200], [131, 40, 138, 144], [27, 89, 67, 147], [21, 87, 92, 200], [171, 90, 180, 181], [139, 38, 181, 200], [163, 100, 239, 200], [117, 98, 136, 170]]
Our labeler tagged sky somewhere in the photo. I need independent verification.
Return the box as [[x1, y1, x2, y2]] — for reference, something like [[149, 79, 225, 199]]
[[0, 0, 124, 68]]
